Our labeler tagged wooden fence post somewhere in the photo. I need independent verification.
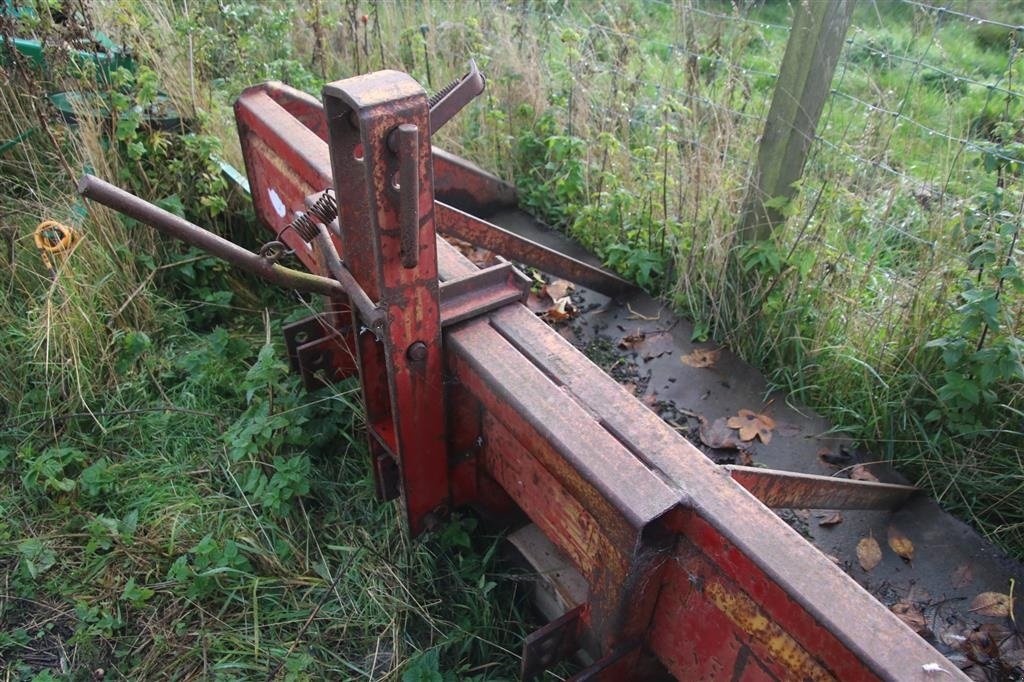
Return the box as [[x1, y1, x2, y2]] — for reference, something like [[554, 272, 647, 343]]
[[738, 0, 855, 243]]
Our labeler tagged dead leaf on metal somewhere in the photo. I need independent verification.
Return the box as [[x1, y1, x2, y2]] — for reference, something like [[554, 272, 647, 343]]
[[951, 564, 975, 589], [850, 464, 880, 482], [969, 592, 1014, 618], [891, 602, 929, 635], [818, 511, 843, 527], [680, 347, 721, 369], [887, 525, 915, 562], [857, 534, 882, 571], [543, 279, 574, 302], [545, 296, 576, 322], [618, 330, 646, 350], [738, 449, 754, 466], [698, 416, 742, 450], [639, 332, 674, 362], [726, 409, 776, 444], [962, 625, 1002, 664], [447, 237, 496, 268]]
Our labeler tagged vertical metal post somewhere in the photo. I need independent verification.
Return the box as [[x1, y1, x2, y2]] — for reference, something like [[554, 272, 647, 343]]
[[322, 71, 448, 535]]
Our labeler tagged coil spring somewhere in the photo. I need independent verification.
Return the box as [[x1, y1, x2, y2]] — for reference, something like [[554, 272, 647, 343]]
[[285, 190, 338, 244], [259, 189, 338, 261], [428, 75, 462, 108]]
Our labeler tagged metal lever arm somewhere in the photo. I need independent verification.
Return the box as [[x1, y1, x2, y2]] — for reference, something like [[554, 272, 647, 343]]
[[77, 174, 386, 332], [429, 59, 485, 135]]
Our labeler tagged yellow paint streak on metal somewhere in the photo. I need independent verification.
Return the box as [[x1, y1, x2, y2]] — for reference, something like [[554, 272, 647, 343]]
[[705, 581, 835, 681]]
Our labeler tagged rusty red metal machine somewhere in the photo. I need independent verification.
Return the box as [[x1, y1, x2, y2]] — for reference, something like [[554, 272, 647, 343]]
[[78, 67, 967, 680]]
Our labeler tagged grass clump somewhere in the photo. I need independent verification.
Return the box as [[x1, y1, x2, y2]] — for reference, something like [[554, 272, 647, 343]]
[[1, 5, 534, 678]]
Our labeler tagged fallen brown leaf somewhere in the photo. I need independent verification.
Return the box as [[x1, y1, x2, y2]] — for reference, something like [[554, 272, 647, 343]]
[[891, 602, 929, 635], [818, 511, 843, 527], [969, 592, 1014, 618], [850, 464, 879, 482], [963, 625, 1002, 664], [738, 449, 754, 466], [525, 292, 551, 314], [448, 237, 496, 267], [680, 347, 721, 369], [543, 279, 574, 302], [951, 564, 974, 589], [698, 416, 742, 450], [619, 330, 646, 350], [545, 296, 576, 322], [857, 534, 882, 571], [726, 409, 776, 444], [887, 525, 915, 562]]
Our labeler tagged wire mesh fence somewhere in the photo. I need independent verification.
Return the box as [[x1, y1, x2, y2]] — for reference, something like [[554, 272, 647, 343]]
[[347, 0, 1024, 544]]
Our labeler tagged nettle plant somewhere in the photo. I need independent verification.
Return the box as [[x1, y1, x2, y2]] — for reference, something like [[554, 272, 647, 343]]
[[926, 182, 1024, 437], [107, 66, 229, 222]]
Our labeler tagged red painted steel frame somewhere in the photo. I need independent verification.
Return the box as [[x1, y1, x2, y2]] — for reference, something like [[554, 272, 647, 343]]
[[235, 74, 965, 680]]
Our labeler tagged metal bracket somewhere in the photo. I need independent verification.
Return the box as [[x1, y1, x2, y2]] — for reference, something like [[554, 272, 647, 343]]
[[521, 605, 584, 681], [439, 260, 530, 327], [283, 315, 356, 390]]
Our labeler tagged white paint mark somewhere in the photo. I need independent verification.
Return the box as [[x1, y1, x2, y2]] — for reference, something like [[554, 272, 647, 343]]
[[268, 188, 286, 218]]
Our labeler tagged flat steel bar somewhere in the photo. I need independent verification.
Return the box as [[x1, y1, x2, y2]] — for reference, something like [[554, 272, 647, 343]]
[[435, 201, 632, 297], [724, 465, 916, 510]]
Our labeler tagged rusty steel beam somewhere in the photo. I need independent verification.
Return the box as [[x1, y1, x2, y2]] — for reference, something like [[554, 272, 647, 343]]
[[725, 465, 917, 510], [240, 80, 517, 216], [322, 71, 449, 536]]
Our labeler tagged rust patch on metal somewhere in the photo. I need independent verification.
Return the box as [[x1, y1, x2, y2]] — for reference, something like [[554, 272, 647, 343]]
[[703, 580, 833, 681]]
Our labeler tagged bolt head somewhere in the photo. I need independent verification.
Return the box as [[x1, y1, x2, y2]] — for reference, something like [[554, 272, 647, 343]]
[[407, 341, 428, 362]]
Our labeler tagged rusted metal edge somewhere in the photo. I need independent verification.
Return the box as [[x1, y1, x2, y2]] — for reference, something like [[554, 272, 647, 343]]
[[238, 80, 516, 214], [521, 605, 584, 681], [435, 202, 633, 298], [724, 465, 917, 510]]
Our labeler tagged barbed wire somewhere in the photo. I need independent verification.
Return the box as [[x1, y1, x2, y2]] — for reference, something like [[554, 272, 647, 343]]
[[898, 0, 1024, 32], [447, 0, 1022, 278]]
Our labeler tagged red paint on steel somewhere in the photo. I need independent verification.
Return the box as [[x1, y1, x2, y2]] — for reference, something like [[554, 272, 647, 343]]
[[323, 71, 448, 535]]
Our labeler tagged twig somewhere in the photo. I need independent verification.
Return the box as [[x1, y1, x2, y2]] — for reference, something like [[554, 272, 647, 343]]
[[626, 303, 661, 321]]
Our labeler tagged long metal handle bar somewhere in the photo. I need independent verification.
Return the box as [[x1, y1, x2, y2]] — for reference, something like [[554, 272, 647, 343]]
[[77, 174, 386, 332]]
